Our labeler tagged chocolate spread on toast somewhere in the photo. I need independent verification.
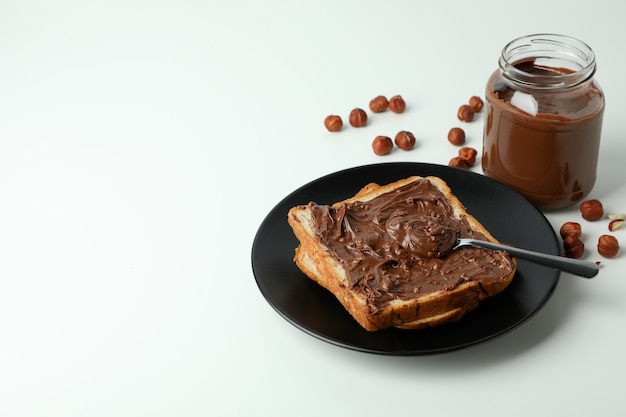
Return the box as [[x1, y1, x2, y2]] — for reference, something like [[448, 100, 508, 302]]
[[307, 179, 514, 314]]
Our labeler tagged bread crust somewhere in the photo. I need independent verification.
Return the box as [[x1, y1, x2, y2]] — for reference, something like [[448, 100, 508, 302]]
[[288, 176, 517, 331]]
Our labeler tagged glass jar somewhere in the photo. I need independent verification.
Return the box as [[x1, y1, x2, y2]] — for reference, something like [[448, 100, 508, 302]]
[[482, 34, 605, 210]]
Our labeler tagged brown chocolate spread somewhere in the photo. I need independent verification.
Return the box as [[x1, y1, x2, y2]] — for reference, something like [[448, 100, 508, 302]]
[[483, 59, 604, 210], [306, 179, 514, 314]]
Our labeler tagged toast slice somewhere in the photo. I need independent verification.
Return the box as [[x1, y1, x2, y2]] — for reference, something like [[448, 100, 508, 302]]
[[287, 176, 517, 331]]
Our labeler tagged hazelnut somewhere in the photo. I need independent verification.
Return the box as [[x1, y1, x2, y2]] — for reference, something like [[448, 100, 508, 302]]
[[349, 108, 368, 127], [372, 136, 393, 155], [457, 104, 475, 122], [580, 199, 604, 221], [559, 222, 582, 240], [447, 127, 466, 146], [324, 115, 343, 132], [609, 219, 625, 231], [597, 234, 619, 258], [458, 147, 477, 166], [388, 95, 406, 113], [369, 95, 389, 113], [469, 96, 484, 112], [394, 131, 416, 151], [448, 156, 469, 169], [563, 235, 585, 259]]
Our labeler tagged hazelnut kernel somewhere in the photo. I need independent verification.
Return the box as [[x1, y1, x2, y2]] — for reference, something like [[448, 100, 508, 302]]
[[448, 156, 469, 169], [369, 95, 389, 113], [349, 108, 368, 127], [580, 199, 604, 221], [447, 127, 466, 146], [559, 222, 582, 239], [394, 131, 416, 151], [597, 234, 619, 258], [458, 147, 477, 166], [563, 235, 585, 259], [609, 219, 625, 231], [388, 95, 406, 113], [457, 104, 475, 122], [469, 96, 484, 112], [372, 136, 393, 155], [324, 115, 343, 132]]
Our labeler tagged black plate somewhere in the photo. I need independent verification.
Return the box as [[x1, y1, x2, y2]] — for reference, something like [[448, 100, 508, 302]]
[[251, 163, 560, 355]]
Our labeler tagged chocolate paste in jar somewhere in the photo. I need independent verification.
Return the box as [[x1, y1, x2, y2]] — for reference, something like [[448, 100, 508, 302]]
[[482, 35, 605, 210]]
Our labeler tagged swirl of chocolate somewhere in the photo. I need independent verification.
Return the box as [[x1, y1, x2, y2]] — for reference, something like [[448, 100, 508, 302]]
[[386, 214, 458, 258]]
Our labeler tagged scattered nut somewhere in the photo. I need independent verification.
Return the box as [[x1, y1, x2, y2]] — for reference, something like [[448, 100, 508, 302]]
[[458, 147, 477, 166], [448, 156, 469, 169], [388, 95, 406, 113], [579, 199, 604, 221], [597, 234, 619, 258], [324, 115, 343, 132], [372, 136, 393, 155], [609, 219, 625, 232], [447, 127, 466, 146], [559, 222, 582, 240], [469, 96, 484, 112], [457, 104, 475, 122], [349, 108, 368, 127], [369, 95, 389, 113], [394, 131, 416, 150], [563, 235, 585, 259]]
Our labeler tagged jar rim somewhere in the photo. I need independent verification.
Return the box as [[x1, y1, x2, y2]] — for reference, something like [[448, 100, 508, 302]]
[[499, 34, 596, 90]]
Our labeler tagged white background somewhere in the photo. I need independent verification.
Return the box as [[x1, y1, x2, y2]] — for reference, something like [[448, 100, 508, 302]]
[[1, 1, 625, 416]]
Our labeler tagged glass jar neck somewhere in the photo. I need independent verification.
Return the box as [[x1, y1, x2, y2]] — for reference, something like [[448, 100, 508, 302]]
[[499, 34, 596, 92]]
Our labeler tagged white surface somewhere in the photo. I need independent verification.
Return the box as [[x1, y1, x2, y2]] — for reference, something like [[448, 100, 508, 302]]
[[0, 1, 624, 416]]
